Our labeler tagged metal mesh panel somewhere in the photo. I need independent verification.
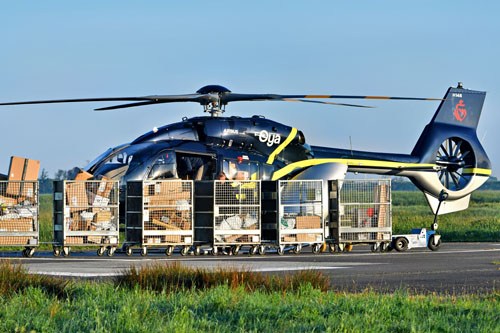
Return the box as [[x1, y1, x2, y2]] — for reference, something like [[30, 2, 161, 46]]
[[336, 179, 391, 243], [0, 181, 39, 246], [214, 180, 261, 245], [63, 180, 119, 246], [278, 180, 324, 245], [142, 180, 194, 246]]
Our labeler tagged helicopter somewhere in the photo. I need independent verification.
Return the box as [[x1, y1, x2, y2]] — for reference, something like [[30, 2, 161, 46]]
[[0, 83, 491, 216]]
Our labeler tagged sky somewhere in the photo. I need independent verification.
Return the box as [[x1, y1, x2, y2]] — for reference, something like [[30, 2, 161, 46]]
[[0, 1, 499, 178]]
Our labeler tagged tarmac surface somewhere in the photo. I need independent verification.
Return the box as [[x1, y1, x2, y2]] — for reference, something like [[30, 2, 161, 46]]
[[2, 242, 500, 294]]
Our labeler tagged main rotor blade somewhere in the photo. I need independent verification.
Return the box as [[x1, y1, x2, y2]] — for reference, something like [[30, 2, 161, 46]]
[[0, 97, 150, 106], [282, 98, 374, 108], [94, 94, 218, 111], [0, 94, 217, 110], [222, 93, 443, 103], [95, 101, 161, 111]]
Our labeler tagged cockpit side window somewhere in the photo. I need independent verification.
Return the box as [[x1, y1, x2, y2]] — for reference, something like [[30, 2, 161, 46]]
[[148, 151, 178, 180]]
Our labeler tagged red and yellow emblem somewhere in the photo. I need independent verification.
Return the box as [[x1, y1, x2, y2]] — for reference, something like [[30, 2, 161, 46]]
[[454, 99, 467, 122]]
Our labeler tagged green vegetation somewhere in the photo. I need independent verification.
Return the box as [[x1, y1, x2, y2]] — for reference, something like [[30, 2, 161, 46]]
[[0, 262, 498, 332], [392, 191, 500, 241], [0, 261, 67, 298], [118, 261, 329, 293]]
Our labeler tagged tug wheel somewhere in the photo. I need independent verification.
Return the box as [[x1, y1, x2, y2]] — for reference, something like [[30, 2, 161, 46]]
[[428, 235, 442, 251], [394, 237, 408, 252]]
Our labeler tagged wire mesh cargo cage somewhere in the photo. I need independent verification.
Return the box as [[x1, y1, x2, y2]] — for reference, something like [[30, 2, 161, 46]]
[[53, 180, 120, 257], [125, 180, 194, 256], [213, 180, 261, 253], [329, 179, 391, 250], [0, 181, 39, 257], [277, 180, 324, 254]]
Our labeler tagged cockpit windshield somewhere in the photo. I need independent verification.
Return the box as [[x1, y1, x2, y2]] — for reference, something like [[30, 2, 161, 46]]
[[89, 143, 167, 179]]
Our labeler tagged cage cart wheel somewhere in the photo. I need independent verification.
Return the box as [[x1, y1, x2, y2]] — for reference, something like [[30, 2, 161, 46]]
[[125, 246, 133, 256], [165, 246, 174, 256], [427, 235, 442, 251], [393, 237, 408, 252], [107, 247, 116, 257], [97, 247, 105, 256], [312, 243, 321, 254], [249, 245, 258, 256], [230, 245, 240, 255], [25, 247, 35, 258], [258, 245, 266, 255], [194, 246, 202, 256], [53, 247, 61, 257], [320, 242, 327, 253], [140, 247, 148, 257], [381, 242, 390, 252], [211, 247, 218, 256], [277, 246, 285, 256], [181, 246, 189, 256], [293, 245, 302, 254], [62, 247, 70, 257]]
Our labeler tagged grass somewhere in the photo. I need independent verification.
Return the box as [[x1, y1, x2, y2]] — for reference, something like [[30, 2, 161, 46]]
[[392, 191, 500, 241], [0, 261, 67, 298], [117, 261, 330, 293], [0, 261, 499, 332]]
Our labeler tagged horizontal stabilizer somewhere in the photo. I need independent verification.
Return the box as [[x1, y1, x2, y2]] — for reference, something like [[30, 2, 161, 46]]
[[424, 193, 470, 215]]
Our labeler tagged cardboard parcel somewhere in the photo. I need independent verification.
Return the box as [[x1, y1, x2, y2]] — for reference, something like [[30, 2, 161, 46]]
[[0, 156, 39, 243]]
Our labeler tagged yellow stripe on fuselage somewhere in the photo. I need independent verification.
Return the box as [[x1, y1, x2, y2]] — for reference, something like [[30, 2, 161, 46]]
[[271, 158, 436, 180], [266, 127, 297, 164], [462, 168, 492, 175]]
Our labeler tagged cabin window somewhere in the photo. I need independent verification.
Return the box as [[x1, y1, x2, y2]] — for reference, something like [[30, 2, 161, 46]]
[[221, 159, 259, 180]]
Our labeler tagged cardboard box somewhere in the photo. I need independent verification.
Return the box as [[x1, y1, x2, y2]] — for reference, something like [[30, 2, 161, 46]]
[[93, 210, 112, 223], [0, 236, 31, 245], [164, 235, 182, 243], [223, 235, 241, 243], [65, 236, 84, 244], [7, 156, 40, 197], [66, 182, 88, 208], [86, 236, 103, 244], [282, 236, 297, 242], [147, 196, 176, 207], [297, 233, 319, 242], [0, 195, 20, 207], [70, 220, 92, 231], [87, 193, 110, 207], [74, 170, 93, 181], [296, 216, 321, 229], [0, 218, 33, 232], [94, 176, 114, 199], [152, 219, 181, 230]]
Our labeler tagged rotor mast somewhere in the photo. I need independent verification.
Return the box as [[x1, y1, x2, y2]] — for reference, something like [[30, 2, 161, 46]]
[[197, 85, 231, 117]]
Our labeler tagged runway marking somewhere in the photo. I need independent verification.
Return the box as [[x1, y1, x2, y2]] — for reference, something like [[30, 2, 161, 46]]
[[29, 266, 349, 277], [28, 271, 123, 277], [251, 266, 348, 272]]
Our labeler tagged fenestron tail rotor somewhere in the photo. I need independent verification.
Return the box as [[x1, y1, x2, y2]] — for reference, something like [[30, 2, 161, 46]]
[[0, 84, 443, 116], [435, 137, 475, 191]]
